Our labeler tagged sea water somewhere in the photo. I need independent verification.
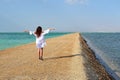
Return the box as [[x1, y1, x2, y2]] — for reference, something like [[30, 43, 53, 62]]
[[82, 33, 120, 80], [0, 32, 70, 50]]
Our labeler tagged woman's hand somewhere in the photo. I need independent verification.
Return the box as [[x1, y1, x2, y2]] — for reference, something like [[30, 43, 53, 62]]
[[24, 30, 29, 32], [48, 28, 55, 31]]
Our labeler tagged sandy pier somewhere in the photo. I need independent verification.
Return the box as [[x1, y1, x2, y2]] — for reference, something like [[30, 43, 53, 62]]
[[0, 33, 113, 80]]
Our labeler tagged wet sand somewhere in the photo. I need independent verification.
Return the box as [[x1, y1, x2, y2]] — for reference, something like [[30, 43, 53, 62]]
[[0, 33, 114, 80]]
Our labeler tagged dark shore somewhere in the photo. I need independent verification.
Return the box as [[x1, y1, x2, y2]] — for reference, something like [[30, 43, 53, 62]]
[[79, 33, 115, 80]]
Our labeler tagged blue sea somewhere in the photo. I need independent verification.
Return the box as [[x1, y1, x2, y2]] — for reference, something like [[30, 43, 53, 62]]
[[82, 33, 120, 80], [0, 32, 70, 50]]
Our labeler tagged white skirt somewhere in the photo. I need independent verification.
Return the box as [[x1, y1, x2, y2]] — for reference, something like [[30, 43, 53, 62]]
[[36, 42, 46, 48]]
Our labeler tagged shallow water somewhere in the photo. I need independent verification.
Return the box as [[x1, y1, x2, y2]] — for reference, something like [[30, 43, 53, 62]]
[[0, 32, 70, 50]]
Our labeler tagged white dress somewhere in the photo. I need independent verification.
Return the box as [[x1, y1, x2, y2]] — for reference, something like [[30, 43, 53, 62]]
[[29, 29, 50, 48]]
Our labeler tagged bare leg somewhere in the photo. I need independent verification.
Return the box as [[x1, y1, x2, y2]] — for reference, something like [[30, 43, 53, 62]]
[[40, 48, 43, 58], [40, 48, 43, 60], [38, 48, 43, 60], [38, 48, 40, 59]]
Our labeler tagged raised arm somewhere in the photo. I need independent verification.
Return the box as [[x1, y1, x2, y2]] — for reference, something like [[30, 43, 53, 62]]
[[48, 28, 55, 31], [42, 28, 55, 35], [24, 30, 35, 35]]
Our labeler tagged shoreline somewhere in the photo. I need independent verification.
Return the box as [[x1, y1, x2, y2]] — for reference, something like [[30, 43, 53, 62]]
[[82, 35, 120, 80], [79, 33, 115, 80], [0, 33, 115, 80]]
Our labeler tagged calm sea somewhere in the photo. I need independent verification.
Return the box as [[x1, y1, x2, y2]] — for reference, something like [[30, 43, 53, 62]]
[[0, 32, 70, 50], [82, 33, 120, 80]]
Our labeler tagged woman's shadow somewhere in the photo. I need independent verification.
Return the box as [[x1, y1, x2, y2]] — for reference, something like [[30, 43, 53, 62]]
[[44, 53, 83, 61]]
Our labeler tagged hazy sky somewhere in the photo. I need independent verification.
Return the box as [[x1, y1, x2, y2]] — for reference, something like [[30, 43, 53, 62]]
[[0, 0, 120, 32]]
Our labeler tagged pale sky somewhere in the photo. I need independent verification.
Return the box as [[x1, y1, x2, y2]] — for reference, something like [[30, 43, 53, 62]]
[[0, 0, 120, 32]]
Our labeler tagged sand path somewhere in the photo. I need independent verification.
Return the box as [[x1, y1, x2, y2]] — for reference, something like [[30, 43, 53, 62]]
[[0, 33, 87, 80]]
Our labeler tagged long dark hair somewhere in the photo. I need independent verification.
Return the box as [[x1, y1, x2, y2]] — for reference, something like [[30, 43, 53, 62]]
[[35, 26, 42, 37]]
